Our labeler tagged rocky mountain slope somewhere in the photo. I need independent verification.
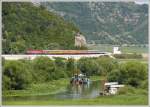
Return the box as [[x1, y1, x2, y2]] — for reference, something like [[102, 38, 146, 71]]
[[42, 2, 148, 45]]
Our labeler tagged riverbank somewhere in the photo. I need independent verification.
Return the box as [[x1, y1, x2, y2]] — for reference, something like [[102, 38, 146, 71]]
[[3, 78, 69, 97], [3, 94, 148, 105], [3, 76, 102, 97], [3, 76, 148, 105]]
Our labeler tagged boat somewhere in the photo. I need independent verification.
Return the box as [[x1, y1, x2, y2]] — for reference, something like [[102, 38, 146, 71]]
[[70, 73, 90, 85]]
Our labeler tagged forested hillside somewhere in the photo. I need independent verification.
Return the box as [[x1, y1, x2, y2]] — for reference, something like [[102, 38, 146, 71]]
[[42, 2, 148, 45], [2, 2, 80, 54]]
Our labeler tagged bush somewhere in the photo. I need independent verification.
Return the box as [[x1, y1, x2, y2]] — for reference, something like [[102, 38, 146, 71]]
[[77, 58, 100, 76], [107, 69, 120, 82], [66, 58, 75, 76], [3, 60, 32, 90], [126, 78, 140, 87], [2, 57, 148, 91], [32, 56, 55, 82], [54, 57, 66, 68], [118, 87, 128, 95], [118, 86, 136, 95], [2, 75, 11, 90], [107, 61, 148, 87], [140, 80, 148, 89], [96, 57, 118, 75], [55, 68, 68, 79]]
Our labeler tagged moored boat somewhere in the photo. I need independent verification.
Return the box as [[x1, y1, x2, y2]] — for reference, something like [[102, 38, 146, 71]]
[[70, 73, 90, 85]]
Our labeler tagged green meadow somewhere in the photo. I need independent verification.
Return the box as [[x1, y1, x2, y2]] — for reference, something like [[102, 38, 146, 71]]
[[87, 44, 148, 53]]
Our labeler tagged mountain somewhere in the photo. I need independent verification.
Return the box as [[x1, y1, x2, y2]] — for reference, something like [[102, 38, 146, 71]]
[[2, 2, 81, 54], [41, 2, 148, 45]]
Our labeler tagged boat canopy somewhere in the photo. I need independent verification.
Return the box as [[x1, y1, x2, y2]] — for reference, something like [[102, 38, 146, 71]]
[[104, 82, 118, 86], [110, 85, 124, 88], [79, 74, 85, 77]]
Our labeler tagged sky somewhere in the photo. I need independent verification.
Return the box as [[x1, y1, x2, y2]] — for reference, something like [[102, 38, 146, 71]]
[[134, 0, 149, 4]]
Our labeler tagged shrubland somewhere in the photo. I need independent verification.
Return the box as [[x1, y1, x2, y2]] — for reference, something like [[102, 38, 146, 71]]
[[2, 56, 148, 90]]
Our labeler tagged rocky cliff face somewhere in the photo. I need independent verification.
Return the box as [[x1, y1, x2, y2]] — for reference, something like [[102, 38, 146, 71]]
[[42, 2, 148, 45], [75, 33, 86, 47]]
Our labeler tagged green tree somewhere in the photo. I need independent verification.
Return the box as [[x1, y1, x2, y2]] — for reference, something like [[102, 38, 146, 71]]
[[66, 58, 75, 76], [54, 57, 66, 68], [32, 56, 55, 82], [96, 57, 118, 75], [3, 60, 32, 90], [77, 58, 99, 76], [2, 2, 82, 54], [107, 61, 148, 87]]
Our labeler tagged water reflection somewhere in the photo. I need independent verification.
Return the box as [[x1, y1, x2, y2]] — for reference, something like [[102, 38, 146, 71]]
[[53, 80, 100, 99]]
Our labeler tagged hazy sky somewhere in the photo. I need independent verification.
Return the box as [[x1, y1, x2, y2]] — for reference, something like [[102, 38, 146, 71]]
[[135, 0, 149, 4]]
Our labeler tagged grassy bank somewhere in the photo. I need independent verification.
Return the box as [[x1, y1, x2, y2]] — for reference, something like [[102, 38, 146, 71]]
[[3, 94, 148, 105], [3, 78, 69, 97], [3, 76, 101, 97], [3, 76, 148, 105]]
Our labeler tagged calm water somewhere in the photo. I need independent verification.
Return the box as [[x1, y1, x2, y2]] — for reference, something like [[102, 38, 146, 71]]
[[3, 80, 101, 102]]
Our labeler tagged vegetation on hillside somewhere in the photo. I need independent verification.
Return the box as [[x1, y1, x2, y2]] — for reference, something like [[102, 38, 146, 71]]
[[42, 2, 148, 45], [2, 2, 81, 54]]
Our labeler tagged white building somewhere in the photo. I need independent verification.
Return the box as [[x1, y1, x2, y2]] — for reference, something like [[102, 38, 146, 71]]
[[113, 47, 121, 54]]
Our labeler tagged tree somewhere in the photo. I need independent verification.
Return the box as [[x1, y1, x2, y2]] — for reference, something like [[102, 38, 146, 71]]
[[2, 2, 82, 54], [54, 57, 66, 68], [107, 61, 148, 87], [107, 69, 120, 82], [77, 58, 99, 76], [3, 60, 32, 90], [32, 56, 55, 82], [96, 57, 118, 75], [66, 58, 75, 76]]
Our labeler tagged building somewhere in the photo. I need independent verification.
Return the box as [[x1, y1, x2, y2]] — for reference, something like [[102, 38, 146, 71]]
[[113, 47, 121, 54]]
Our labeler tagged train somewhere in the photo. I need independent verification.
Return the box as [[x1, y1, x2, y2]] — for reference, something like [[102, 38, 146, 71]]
[[26, 50, 107, 55]]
